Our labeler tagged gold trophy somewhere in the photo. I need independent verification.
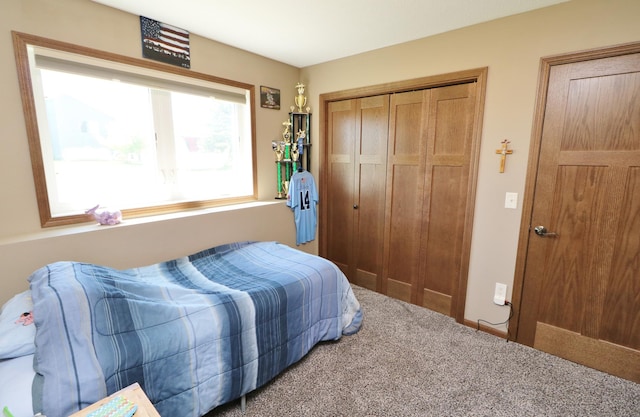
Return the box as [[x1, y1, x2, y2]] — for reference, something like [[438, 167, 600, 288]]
[[272, 140, 285, 199], [295, 83, 307, 113]]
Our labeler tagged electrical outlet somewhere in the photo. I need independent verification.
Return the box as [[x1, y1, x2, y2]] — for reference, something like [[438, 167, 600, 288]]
[[494, 282, 507, 305]]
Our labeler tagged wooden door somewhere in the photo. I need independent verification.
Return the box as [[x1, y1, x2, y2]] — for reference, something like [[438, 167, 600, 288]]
[[517, 47, 640, 382], [326, 95, 389, 290]]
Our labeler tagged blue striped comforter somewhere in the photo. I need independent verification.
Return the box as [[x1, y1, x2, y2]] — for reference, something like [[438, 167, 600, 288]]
[[29, 241, 362, 417]]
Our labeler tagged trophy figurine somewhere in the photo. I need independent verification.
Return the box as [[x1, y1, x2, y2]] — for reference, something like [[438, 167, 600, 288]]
[[296, 129, 306, 144], [291, 141, 299, 172], [295, 82, 307, 113], [282, 120, 292, 143], [272, 140, 283, 162]]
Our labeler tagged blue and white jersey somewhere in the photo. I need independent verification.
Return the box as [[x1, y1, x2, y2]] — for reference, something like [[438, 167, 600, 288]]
[[287, 170, 318, 245]]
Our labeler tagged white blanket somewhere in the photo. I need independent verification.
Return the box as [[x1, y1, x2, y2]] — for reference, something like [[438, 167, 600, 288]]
[[0, 354, 34, 417]]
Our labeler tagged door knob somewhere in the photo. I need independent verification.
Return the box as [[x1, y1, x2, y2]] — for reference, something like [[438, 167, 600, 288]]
[[353, 204, 359, 209], [534, 225, 558, 237]]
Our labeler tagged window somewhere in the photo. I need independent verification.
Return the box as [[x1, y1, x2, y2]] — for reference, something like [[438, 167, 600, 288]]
[[13, 32, 256, 227]]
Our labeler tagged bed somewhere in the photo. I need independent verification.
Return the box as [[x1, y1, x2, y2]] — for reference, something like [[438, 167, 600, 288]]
[[0, 241, 363, 417]]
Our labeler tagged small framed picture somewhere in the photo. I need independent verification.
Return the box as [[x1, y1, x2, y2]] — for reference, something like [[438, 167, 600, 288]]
[[260, 86, 280, 109]]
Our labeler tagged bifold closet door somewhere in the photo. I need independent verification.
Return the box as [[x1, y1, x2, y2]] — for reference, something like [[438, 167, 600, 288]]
[[382, 83, 476, 314], [326, 95, 389, 290], [322, 71, 485, 321]]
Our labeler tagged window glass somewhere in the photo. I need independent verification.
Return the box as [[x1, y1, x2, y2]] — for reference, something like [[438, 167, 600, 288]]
[[40, 68, 160, 214], [170, 92, 253, 201]]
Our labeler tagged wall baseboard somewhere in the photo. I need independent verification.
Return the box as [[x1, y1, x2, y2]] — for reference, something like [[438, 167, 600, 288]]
[[464, 319, 509, 340]]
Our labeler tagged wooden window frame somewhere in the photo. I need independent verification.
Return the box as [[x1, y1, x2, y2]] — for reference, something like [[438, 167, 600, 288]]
[[12, 31, 257, 228]]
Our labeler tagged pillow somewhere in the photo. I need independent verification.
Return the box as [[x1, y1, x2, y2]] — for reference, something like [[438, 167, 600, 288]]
[[0, 290, 36, 359]]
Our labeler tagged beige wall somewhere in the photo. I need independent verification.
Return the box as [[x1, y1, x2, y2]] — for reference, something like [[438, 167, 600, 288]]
[[301, 0, 640, 326], [1, 0, 639, 331], [0, 0, 301, 302]]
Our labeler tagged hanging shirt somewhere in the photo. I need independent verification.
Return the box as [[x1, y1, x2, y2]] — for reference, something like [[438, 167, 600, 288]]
[[287, 170, 318, 245]]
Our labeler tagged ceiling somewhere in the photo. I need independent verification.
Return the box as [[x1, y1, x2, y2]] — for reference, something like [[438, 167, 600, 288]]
[[92, 0, 568, 68]]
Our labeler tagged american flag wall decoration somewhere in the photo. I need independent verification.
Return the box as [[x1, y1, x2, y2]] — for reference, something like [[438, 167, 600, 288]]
[[140, 16, 190, 68]]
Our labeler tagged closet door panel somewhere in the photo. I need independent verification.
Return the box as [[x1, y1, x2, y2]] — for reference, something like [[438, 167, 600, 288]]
[[419, 82, 476, 315], [353, 95, 389, 290], [383, 90, 429, 302], [326, 100, 356, 276]]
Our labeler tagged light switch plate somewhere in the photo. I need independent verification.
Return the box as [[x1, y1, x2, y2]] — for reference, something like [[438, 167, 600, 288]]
[[505, 192, 518, 209]]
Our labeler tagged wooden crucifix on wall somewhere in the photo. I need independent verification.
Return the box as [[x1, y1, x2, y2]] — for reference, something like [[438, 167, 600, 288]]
[[496, 140, 513, 173]]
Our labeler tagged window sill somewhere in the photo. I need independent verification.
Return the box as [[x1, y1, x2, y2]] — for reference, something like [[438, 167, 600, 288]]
[[0, 200, 285, 246]]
